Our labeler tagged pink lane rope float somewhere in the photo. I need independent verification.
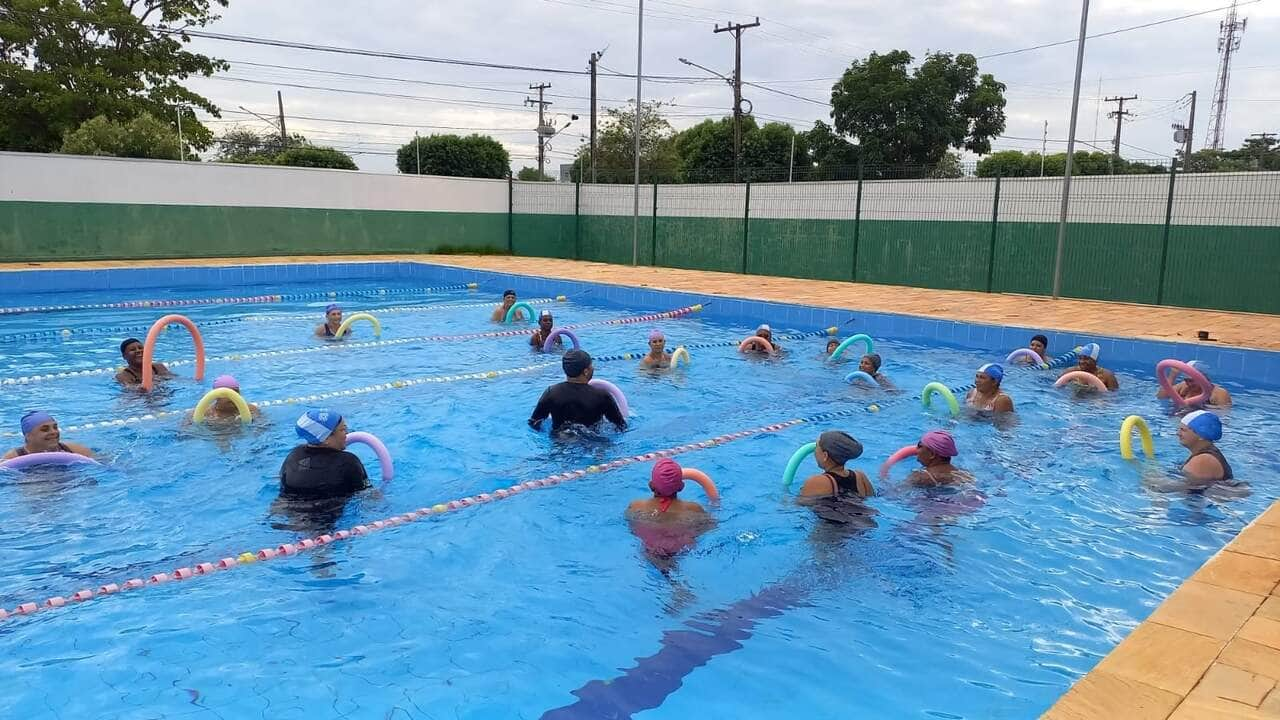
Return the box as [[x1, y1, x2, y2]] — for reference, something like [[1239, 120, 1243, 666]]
[[0, 416, 808, 622]]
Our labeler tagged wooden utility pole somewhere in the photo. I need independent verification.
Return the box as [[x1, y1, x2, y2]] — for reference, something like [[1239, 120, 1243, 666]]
[[714, 18, 760, 183]]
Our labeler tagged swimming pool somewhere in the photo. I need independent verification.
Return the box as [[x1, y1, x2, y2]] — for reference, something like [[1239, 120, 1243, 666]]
[[1, 261, 1278, 719]]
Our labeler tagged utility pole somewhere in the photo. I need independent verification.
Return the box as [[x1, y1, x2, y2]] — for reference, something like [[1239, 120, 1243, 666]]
[[1206, 1, 1247, 150], [277, 91, 287, 145], [176, 107, 185, 161], [1173, 91, 1197, 164], [1041, 121, 1048, 176], [1051, 0, 1090, 300], [1105, 95, 1137, 161], [526, 83, 553, 180], [714, 17, 760, 183], [588, 50, 604, 184], [414, 131, 421, 174]]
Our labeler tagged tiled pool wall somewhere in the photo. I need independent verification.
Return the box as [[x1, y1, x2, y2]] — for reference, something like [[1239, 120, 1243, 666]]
[[3, 260, 1278, 388]]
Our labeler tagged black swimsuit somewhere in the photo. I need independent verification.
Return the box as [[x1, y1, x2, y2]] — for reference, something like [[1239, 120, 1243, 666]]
[[12, 442, 71, 456], [1186, 445, 1234, 481], [121, 365, 164, 382]]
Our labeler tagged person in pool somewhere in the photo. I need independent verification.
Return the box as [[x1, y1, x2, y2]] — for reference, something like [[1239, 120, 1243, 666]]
[[1013, 334, 1049, 364], [966, 363, 1014, 413], [279, 410, 369, 498], [907, 430, 971, 487], [530, 310, 564, 351], [744, 324, 781, 353], [825, 339, 839, 356], [858, 353, 893, 388], [1178, 410, 1233, 483], [798, 430, 875, 500], [528, 349, 626, 433], [1060, 343, 1119, 391], [491, 289, 523, 322], [315, 304, 345, 339], [115, 337, 175, 386], [3, 411, 94, 460], [1156, 360, 1232, 407], [641, 330, 673, 369], [201, 375, 262, 421], [627, 459, 712, 522]]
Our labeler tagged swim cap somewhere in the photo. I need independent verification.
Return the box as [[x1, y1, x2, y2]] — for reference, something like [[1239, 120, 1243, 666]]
[[818, 430, 863, 464], [540, 310, 553, 320], [1182, 410, 1223, 441], [20, 410, 53, 436], [212, 374, 240, 391], [324, 303, 341, 314], [863, 353, 882, 371], [562, 349, 592, 377], [920, 430, 958, 458], [978, 363, 1004, 383], [649, 458, 685, 497], [296, 410, 342, 444], [1031, 334, 1048, 347], [1081, 343, 1101, 360], [1188, 359, 1211, 377], [756, 324, 771, 333], [503, 289, 516, 298], [120, 338, 141, 355], [648, 330, 664, 342]]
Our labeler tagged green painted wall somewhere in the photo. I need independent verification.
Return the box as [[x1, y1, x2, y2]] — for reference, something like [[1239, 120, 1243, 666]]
[[746, 219, 853, 281], [1162, 225, 1280, 313], [855, 219, 992, 291], [0, 201, 506, 261], [578, 215, 656, 266], [511, 213, 575, 259]]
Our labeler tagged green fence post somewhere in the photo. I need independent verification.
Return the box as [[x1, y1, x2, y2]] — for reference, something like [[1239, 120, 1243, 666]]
[[1156, 159, 1178, 305], [851, 161, 864, 281], [507, 174, 514, 254], [574, 178, 582, 260], [741, 181, 752, 274], [650, 180, 658, 266], [985, 174, 1002, 292]]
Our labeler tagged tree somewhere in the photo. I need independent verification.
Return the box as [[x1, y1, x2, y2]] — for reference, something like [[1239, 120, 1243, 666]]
[[798, 120, 861, 180], [975, 150, 1037, 177], [926, 152, 966, 179], [571, 102, 679, 183], [397, 134, 509, 178], [213, 127, 357, 169], [1184, 136, 1280, 173], [61, 112, 181, 159], [273, 146, 357, 170], [0, 0, 228, 153], [976, 150, 1166, 177], [516, 166, 554, 181], [830, 50, 1006, 172]]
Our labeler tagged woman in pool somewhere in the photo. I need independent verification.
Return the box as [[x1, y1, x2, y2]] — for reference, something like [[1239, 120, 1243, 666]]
[[1013, 334, 1049, 364], [201, 375, 262, 422], [743, 324, 781, 354], [858, 353, 893, 389], [641, 330, 673, 369], [1156, 360, 1232, 407], [626, 459, 714, 571], [3, 411, 94, 460], [315, 304, 345, 339], [965, 363, 1014, 413], [907, 430, 971, 487]]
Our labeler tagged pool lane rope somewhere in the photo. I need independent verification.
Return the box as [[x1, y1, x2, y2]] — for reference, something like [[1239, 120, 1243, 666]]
[[0, 343, 1084, 620], [1, 304, 703, 386], [0, 297, 565, 345], [0, 283, 479, 317]]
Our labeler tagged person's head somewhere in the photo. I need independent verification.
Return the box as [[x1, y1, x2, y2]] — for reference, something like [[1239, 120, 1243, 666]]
[[212, 374, 241, 394], [1030, 334, 1049, 357], [1077, 343, 1101, 373], [539, 310, 554, 332], [1178, 409, 1222, 449], [648, 330, 666, 354], [325, 304, 343, 325], [1186, 360, 1211, 393], [649, 458, 685, 498], [20, 410, 59, 452], [562, 349, 593, 381], [120, 338, 144, 368], [916, 429, 958, 466], [502, 289, 517, 309], [815, 430, 863, 470], [975, 363, 1004, 392], [755, 324, 772, 342], [859, 353, 882, 375], [825, 339, 839, 355], [296, 410, 347, 450]]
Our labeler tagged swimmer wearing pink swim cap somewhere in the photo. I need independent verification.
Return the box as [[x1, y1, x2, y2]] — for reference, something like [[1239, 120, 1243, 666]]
[[908, 430, 972, 487], [626, 459, 715, 570], [202, 374, 262, 422], [641, 330, 673, 369]]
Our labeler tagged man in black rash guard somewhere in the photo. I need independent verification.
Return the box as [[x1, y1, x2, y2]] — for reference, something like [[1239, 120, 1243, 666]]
[[529, 350, 627, 433], [279, 410, 369, 498]]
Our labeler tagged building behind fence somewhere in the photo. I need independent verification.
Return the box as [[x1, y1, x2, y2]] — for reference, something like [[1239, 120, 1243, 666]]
[[2, 151, 1277, 314]]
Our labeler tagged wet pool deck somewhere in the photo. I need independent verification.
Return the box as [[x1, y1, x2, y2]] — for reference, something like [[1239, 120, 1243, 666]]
[[3, 253, 1280, 716]]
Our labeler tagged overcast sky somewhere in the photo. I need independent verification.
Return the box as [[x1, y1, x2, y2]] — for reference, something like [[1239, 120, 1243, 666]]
[[181, 0, 1279, 174]]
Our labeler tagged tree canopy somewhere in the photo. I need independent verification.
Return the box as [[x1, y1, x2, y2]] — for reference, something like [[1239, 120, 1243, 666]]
[[214, 127, 357, 170], [516, 166, 554, 181], [830, 50, 1006, 170], [60, 112, 181, 159], [975, 150, 1166, 177], [397, 133, 510, 179], [0, 0, 227, 153], [1185, 136, 1280, 173], [571, 102, 679, 183]]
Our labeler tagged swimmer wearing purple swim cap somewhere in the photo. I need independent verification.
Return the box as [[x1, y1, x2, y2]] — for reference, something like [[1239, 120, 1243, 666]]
[[908, 430, 972, 487], [641, 329, 673, 369], [2, 410, 95, 461], [316, 304, 345, 339], [202, 375, 263, 422]]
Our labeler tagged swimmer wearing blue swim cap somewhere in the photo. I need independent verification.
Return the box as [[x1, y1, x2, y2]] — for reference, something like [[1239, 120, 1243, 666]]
[[1178, 410, 1233, 482], [2, 410, 94, 460], [316, 304, 344, 339], [1060, 342, 1119, 391], [279, 410, 369, 498], [967, 363, 1014, 413]]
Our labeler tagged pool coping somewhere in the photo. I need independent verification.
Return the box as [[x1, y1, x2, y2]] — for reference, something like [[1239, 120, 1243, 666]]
[[1044, 499, 1280, 719]]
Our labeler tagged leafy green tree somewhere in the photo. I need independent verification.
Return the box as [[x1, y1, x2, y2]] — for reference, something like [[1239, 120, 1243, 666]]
[[516, 166, 554, 181], [1185, 137, 1280, 172], [571, 102, 679, 183], [672, 117, 740, 183], [975, 150, 1037, 177], [273, 146, 357, 170], [397, 133, 510, 179], [926, 152, 966, 178], [798, 120, 860, 180], [213, 127, 356, 169], [830, 50, 1006, 170], [977, 150, 1165, 177], [61, 112, 181, 159], [0, 0, 228, 153]]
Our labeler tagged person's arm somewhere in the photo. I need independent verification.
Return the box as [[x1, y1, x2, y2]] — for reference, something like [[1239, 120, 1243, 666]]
[[1156, 381, 1179, 399], [155, 362, 175, 378], [315, 324, 327, 338], [603, 392, 627, 430], [529, 331, 541, 348], [1184, 453, 1225, 482], [1213, 387, 1233, 406], [345, 453, 370, 490], [993, 394, 1015, 413], [63, 442, 95, 459], [798, 473, 834, 498], [854, 471, 875, 498], [1104, 370, 1120, 391], [2, 448, 17, 460], [528, 388, 553, 430], [115, 369, 134, 385]]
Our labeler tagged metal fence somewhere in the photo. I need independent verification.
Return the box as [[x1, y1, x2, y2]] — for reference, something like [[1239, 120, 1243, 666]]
[[510, 168, 1280, 314]]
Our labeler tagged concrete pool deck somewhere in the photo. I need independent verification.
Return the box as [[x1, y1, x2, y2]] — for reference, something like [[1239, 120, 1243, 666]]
[[4, 254, 1277, 351], [3, 253, 1279, 716]]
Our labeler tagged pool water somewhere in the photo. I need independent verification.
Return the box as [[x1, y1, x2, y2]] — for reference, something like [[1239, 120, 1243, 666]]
[[1, 278, 1277, 719]]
